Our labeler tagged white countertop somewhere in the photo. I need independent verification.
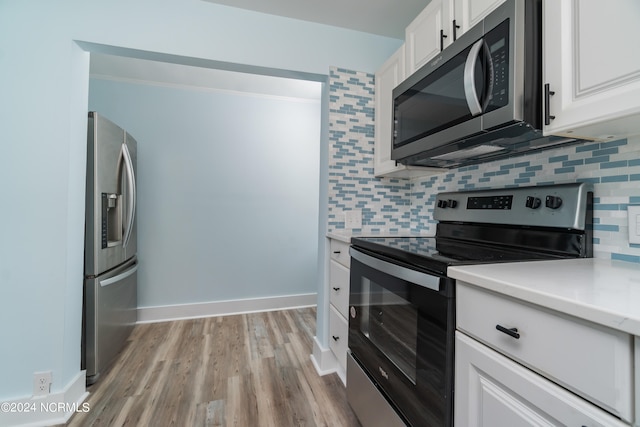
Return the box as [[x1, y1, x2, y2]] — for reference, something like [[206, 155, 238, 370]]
[[449, 258, 640, 336], [326, 231, 354, 243]]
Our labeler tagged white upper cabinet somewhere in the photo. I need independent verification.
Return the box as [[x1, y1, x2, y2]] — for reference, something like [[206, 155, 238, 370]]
[[405, 0, 506, 76], [453, 0, 507, 35], [405, 0, 452, 75], [543, 0, 640, 140], [374, 46, 443, 178]]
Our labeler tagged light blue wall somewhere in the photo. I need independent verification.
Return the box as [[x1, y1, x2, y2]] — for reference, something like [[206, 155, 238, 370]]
[[0, 0, 401, 402], [89, 77, 321, 307]]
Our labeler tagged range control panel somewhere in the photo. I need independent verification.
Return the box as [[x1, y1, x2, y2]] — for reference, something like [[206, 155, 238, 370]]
[[433, 183, 593, 230], [467, 195, 513, 210]]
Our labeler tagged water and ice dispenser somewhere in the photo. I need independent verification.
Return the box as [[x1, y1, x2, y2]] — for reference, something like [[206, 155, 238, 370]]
[[101, 192, 122, 248]]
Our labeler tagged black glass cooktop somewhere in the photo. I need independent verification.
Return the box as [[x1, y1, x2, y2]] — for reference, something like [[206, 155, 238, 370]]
[[350, 236, 468, 276], [350, 234, 575, 277]]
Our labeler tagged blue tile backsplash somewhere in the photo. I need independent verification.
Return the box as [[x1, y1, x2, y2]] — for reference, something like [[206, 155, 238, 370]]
[[328, 67, 640, 263], [328, 67, 412, 233]]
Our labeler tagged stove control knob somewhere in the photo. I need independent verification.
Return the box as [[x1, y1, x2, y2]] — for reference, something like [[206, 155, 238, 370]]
[[525, 196, 541, 209], [545, 195, 563, 209], [437, 199, 448, 208], [448, 199, 458, 208]]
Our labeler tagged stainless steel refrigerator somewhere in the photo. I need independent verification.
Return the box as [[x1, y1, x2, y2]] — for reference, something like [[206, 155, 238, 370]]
[[82, 112, 138, 385]]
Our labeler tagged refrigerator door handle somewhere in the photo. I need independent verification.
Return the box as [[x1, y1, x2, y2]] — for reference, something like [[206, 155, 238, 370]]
[[121, 143, 136, 249], [100, 264, 138, 287]]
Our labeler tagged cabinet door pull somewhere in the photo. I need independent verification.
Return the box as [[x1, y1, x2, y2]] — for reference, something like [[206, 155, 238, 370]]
[[496, 324, 520, 339], [453, 20, 460, 41], [332, 287, 340, 291], [333, 250, 341, 254], [440, 29, 448, 51], [332, 335, 340, 341], [544, 83, 556, 125]]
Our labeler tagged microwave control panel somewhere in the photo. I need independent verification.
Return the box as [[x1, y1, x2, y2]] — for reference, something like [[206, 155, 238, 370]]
[[485, 19, 510, 111]]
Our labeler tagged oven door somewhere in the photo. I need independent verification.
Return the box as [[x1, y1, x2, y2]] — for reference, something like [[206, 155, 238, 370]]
[[348, 247, 455, 427]]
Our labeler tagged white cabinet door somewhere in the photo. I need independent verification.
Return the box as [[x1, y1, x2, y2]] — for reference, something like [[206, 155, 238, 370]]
[[405, 0, 453, 75], [329, 238, 350, 268], [543, 0, 640, 140], [455, 332, 630, 427], [405, 0, 505, 77], [374, 46, 405, 177], [457, 282, 633, 421], [329, 305, 348, 371], [374, 46, 443, 178], [453, 0, 506, 36], [329, 260, 349, 318]]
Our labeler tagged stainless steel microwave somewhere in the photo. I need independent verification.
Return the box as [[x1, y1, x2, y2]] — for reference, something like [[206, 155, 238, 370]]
[[391, 0, 578, 168]]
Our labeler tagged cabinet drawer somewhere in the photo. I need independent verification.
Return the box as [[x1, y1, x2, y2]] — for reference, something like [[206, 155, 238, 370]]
[[329, 239, 350, 268], [329, 260, 350, 318], [329, 305, 348, 371], [457, 282, 633, 422]]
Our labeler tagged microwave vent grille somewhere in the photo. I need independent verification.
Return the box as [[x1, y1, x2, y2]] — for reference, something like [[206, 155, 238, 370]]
[[431, 145, 506, 161]]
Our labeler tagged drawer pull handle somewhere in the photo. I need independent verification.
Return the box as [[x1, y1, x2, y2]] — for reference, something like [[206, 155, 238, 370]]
[[332, 335, 340, 341], [332, 287, 340, 291], [333, 251, 341, 254], [496, 325, 520, 339]]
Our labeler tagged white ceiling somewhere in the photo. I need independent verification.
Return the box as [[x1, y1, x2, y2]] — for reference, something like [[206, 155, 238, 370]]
[[201, 0, 430, 39]]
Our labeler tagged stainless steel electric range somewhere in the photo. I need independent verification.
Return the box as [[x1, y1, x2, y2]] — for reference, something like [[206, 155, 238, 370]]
[[347, 183, 594, 427]]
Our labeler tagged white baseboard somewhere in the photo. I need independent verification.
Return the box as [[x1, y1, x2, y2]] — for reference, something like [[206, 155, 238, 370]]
[[137, 293, 317, 323], [0, 371, 89, 427], [311, 337, 346, 385], [311, 336, 338, 376]]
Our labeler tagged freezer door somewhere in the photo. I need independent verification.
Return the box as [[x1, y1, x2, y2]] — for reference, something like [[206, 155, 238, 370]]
[[85, 112, 137, 276], [83, 258, 138, 385]]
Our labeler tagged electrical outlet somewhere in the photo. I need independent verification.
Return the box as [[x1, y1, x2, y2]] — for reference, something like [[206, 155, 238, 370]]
[[344, 209, 362, 229], [33, 371, 52, 396], [629, 205, 640, 244]]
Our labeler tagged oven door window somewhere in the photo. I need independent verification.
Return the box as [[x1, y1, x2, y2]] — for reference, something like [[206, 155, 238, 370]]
[[360, 277, 418, 383]]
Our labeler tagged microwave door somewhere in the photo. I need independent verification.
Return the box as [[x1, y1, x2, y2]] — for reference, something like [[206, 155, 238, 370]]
[[393, 45, 478, 151]]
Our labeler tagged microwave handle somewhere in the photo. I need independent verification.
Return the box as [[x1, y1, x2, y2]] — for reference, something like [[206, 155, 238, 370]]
[[463, 39, 485, 116]]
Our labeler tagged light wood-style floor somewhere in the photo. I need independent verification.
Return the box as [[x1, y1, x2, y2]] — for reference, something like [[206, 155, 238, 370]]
[[64, 307, 360, 427]]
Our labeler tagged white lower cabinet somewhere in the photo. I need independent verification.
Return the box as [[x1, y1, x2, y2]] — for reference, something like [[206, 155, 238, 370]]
[[328, 237, 351, 383], [455, 281, 634, 427], [455, 332, 629, 427], [329, 259, 349, 318], [329, 304, 348, 372], [329, 238, 350, 269]]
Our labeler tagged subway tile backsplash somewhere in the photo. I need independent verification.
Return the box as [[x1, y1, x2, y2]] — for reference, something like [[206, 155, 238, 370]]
[[328, 67, 640, 263], [328, 67, 412, 233]]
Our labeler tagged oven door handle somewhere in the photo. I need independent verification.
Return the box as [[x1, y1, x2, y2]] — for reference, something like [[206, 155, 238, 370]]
[[350, 248, 441, 292]]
